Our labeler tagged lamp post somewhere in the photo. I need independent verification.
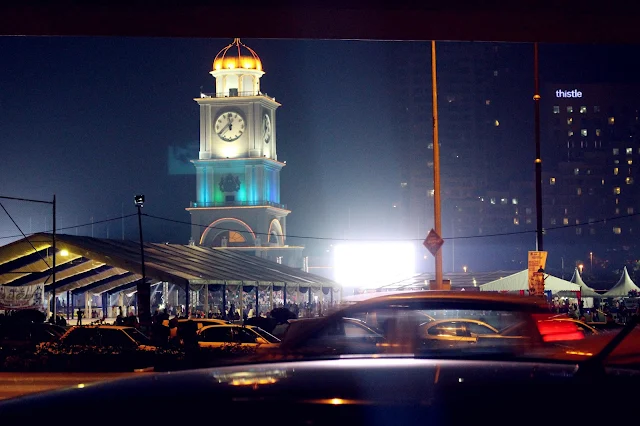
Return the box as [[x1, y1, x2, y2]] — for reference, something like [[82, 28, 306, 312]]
[[578, 264, 584, 274], [590, 252, 593, 273], [134, 195, 150, 325]]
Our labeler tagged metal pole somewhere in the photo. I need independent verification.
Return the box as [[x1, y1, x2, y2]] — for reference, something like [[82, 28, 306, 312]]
[[534, 42, 544, 251], [52, 195, 56, 318], [255, 284, 259, 317], [431, 40, 444, 289], [136, 204, 150, 323]]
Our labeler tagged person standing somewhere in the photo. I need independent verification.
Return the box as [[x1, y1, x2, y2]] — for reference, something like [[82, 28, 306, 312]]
[[76, 309, 83, 326]]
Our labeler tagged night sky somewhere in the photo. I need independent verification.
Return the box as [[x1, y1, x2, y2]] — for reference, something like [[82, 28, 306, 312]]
[[1, 37, 640, 265]]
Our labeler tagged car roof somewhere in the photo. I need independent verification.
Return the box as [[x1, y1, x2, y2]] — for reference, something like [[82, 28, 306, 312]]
[[351, 291, 550, 310], [68, 325, 134, 330]]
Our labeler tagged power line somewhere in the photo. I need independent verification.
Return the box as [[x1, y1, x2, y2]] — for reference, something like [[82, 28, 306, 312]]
[[143, 211, 640, 242], [0, 213, 138, 241]]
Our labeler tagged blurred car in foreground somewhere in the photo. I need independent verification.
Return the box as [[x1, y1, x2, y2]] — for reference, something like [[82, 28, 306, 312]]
[[197, 324, 280, 348]]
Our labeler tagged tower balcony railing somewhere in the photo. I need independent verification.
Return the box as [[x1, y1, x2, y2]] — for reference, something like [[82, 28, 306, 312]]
[[190, 200, 287, 209], [199, 91, 275, 101]]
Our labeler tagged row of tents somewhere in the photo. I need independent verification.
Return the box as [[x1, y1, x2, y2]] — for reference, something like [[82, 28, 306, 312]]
[[480, 266, 640, 298]]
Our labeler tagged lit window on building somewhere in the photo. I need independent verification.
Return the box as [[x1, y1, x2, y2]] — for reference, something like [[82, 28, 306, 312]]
[[613, 148, 620, 155], [596, 129, 601, 136], [525, 208, 532, 214], [494, 119, 500, 127], [627, 148, 633, 155], [576, 219, 580, 225], [550, 218, 557, 225], [574, 168, 579, 175], [602, 179, 605, 185], [576, 228, 582, 235], [568, 130, 574, 137], [490, 198, 496, 204], [512, 198, 518, 205], [615, 159, 620, 164], [513, 218, 519, 225], [526, 218, 532, 224], [567, 106, 573, 113], [608, 117, 615, 125], [429, 189, 435, 197], [400, 182, 408, 188], [614, 187, 621, 195], [590, 228, 596, 235], [628, 207, 634, 214], [564, 208, 569, 215], [613, 226, 622, 234], [500, 198, 508, 205], [626, 177, 634, 184], [563, 218, 569, 225], [427, 143, 433, 149], [485, 99, 491, 105], [553, 106, 560, 114], [616, 198, 619, 205], [594, 106, 600, 113], [577, 188, 582, 195], [567, 117, 573, 125], [628, 159, 633, 165], [614, 167, 619, 175], [581, 129, 587, 137], [550, 177, 556, 185], [493, 70, 498, 76], [580, 106, 587, 114]]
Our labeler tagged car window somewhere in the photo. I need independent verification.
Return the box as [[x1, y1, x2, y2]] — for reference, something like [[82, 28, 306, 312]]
[[251, 327, 281, 343], [344, 321, 378, 337], [100, 329, 136, 348], [428, 322, 469, 337], [200, 327, 233, 342], [234, 328, 259, 344], [63, 328, 97, 345], [123, 328, 153, 346], [467, 323, 497, 335]]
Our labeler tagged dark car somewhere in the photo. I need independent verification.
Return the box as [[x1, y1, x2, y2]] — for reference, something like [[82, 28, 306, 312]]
[[0, 321, 66, 351], [56, 326, 156, 351]]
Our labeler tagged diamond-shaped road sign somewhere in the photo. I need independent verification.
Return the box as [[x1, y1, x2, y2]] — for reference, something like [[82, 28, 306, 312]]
[[423, 228, 444, 257]]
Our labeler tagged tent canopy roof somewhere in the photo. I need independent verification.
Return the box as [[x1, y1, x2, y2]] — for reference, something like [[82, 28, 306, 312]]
[[603, 266, 640, 297], [0, 233, 338, 295], [480, 270, 580, 293]]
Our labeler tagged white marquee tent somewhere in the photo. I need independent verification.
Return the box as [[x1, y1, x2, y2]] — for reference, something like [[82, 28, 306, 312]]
[[480, 270, 580, 294], [568, 268, 602, 298], [603, 266, 640, 297]]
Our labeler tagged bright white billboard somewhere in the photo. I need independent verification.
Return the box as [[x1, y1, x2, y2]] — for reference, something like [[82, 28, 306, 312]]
[[333, 242, 416, 288]]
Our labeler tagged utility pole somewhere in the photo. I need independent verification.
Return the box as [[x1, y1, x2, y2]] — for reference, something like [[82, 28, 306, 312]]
[[52, 195, 56, 318], [534, 42, 544, 251], [134, 195, 150, 325], [431, 40, 444, 289]]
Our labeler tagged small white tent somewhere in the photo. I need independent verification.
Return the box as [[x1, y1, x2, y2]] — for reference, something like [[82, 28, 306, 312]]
[[569, 268, 602, 298], [603, 266, 640, 297], [480, 270, 580, 293]]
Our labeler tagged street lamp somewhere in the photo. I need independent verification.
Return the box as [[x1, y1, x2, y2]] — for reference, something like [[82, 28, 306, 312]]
[[463, 265, 468, 273], [578, 264, 584, 274], [590, 252, 593, 273], [134, 195, 149, 324]]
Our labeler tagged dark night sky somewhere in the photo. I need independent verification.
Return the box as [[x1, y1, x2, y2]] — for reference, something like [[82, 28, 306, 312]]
[[1, 37, 640, 262]]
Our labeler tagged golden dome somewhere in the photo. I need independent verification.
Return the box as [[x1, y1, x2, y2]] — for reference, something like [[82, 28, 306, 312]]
[[213, 38, 263, 72]]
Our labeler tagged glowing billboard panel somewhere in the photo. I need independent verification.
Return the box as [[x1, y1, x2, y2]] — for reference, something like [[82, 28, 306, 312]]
[[333, 242, 416, 288]]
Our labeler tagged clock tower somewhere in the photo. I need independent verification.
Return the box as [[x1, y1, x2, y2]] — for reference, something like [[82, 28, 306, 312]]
[[186, 39, 303, 267]]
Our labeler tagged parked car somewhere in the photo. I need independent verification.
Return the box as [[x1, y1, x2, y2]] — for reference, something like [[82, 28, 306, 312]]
[[0, 321, 65, 351], [197, 324, 280, 348], [56, 325, 156, 351]]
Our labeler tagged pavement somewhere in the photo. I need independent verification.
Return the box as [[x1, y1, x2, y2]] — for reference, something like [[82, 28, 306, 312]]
[[0, 372, 139, 400]]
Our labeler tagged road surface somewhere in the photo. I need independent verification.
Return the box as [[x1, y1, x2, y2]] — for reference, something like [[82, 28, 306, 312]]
[[0, 372, 139, 400]]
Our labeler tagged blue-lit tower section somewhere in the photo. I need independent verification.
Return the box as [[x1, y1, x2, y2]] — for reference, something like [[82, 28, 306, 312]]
[[186, 39, 294, 262]]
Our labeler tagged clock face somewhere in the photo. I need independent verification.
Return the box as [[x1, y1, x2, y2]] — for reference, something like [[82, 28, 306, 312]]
[[262, 113, 272, 144], [215, 111, 245, 142]]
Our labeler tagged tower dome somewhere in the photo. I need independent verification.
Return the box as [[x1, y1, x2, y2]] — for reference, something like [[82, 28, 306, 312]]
[[213, 38, 263, 72], [210, 38, 265, 97]]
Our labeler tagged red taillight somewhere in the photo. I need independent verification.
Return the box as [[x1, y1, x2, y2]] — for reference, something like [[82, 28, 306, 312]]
[[536, 320, 585, 342]]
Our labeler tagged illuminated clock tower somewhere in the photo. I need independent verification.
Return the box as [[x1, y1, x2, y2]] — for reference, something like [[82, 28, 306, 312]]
[[186, 39, 302, 267]]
